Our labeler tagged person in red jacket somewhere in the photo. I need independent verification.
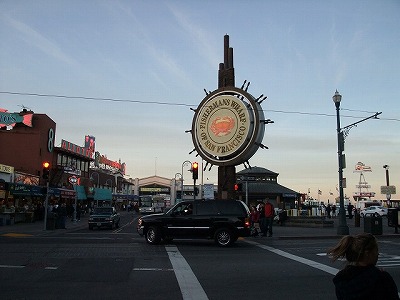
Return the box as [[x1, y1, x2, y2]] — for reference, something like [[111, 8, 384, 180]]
[[264, 198, 274, 237]]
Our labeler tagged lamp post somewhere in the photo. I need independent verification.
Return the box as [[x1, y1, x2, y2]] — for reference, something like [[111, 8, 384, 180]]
[[181, 160, 192, 202], [383, 165, 391, 206], [105, 179, 113, 191], [90, 172, 99, 187], [174, 173, 182, 204], [90, 172, 100, 208], [333, 90, 349, 235]]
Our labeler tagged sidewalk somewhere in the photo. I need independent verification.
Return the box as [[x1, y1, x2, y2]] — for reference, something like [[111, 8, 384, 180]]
[[271, 216, 399, 239], [0, 213, 398, 239], [0, 213, 90, 237]]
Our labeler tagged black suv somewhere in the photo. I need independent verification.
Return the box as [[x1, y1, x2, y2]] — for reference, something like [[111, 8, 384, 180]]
[[137, 200, 251, 247]]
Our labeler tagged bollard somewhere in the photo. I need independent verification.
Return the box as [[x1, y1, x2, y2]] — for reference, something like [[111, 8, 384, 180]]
[[354, 211, 360, 227]]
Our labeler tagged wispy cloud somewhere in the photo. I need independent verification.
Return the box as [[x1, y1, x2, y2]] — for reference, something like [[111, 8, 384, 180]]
[[1, 13, 76, 66], [106, 1, 193, 88], [167, 4, 219, 69]]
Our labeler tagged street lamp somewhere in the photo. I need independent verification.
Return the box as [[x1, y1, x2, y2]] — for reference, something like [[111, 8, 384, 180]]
[[175, 173, 182, 203], [383, 165, 391, 206], [105, 179, 113, 192], [181, 160, 192, 201], [90, 172, 99, 187], [333, 90, 349, 235]]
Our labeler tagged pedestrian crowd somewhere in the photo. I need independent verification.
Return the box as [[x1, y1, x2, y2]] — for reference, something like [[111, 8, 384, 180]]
[[250, 198, 275, 237]]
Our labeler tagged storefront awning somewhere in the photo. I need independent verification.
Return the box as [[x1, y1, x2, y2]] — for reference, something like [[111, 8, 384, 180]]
[[93, 188, 112, 201], [9, 183, 44, 197], [74, 185, 87, 200], [48, 188, 76, 199]]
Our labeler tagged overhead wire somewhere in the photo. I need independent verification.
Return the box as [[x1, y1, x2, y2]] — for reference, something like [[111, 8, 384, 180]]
[[0, 90, 398, 121]]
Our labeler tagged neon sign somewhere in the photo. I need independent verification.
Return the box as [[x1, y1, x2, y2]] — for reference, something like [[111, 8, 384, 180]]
[[0, 108, 33, 129], [61, 139, 92, 158]]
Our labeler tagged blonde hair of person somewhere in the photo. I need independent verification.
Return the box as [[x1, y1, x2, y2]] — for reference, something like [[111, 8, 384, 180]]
[[327, 233, 379, 266]]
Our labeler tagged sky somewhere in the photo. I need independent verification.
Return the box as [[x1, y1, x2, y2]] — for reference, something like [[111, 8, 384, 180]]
[[1, 0, 399, 201]]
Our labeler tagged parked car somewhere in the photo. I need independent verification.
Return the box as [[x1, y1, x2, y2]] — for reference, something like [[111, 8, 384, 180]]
[[88, 207, 120, 230], [137, 200, 251, 247], [360, 206, 388, 217]]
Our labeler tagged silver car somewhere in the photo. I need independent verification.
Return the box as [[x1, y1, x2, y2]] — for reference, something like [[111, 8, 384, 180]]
[[360, 206, 388, 217]]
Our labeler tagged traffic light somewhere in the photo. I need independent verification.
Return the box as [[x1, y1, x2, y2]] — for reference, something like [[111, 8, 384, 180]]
[[42, 161, 50, 180], [234, 183, 243, 192], [192, 162, 199, 180]]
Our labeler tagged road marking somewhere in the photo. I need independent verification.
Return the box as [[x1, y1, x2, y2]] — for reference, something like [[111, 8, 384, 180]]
[[246, 241, 400, 298], [133, 268, 173, 271], [166, 245, 208, 300], [245, 240, 339, 275], [0, 265, 25, 269]]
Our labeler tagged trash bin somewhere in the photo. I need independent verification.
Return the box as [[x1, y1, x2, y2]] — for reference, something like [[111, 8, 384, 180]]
[[387, 208, 399, 227], [46, 213, 56, 230], [387, 208, 399, 234], [364, 215, 382, 235], [354, 210, 360, 227]]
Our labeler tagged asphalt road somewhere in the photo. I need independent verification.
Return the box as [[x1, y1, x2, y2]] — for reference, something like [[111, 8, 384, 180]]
[[0, 212, 399, 300]]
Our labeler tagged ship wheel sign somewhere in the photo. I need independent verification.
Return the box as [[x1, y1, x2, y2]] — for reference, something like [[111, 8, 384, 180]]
[[191, 84, 272, 168]]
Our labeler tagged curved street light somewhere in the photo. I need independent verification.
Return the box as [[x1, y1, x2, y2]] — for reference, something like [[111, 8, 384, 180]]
[[105, 179, 113, 191], [181, 160, 192, 201], [90, 172, 100, 187], [174, 173, 182, 203]]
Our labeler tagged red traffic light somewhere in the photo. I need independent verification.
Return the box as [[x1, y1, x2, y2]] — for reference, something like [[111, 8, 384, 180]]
[[42, 161, 51, 180], [192, 162, 199, 180], [234, 183, 243, 192]]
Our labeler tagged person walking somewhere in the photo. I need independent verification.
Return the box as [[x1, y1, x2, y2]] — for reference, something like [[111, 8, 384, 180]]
[[250, 206, 260, 236], [327, 233, 399, 299], [326, 204, 332, 218], [57, 202, 67, 229], [76, 203, 81, 221], [264, 199, 274, 237], [257, 202, 266, 236], [347, 203, 354, 219]]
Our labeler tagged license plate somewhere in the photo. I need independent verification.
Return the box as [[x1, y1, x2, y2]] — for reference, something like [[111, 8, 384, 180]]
[[97, 223, 101, 226]]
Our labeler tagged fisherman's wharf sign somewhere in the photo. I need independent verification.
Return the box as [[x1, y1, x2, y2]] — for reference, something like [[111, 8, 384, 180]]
[[192, 87, 265, 166], [196, 94, 250, 156]]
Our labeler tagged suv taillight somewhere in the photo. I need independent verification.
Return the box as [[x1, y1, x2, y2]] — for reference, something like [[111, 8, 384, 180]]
[[244, 217, 251, 228]]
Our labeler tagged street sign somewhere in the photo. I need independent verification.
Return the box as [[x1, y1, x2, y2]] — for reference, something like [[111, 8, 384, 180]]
[[381, 185, 396, 194]]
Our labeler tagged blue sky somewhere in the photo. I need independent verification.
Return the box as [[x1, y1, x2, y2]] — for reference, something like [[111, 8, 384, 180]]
[[1, 0, 399, 201]]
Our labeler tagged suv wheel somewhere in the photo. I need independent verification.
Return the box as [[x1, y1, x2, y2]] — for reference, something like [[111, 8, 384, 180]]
[[214, 228, 233, 247], [146, 226, 161, 245]]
